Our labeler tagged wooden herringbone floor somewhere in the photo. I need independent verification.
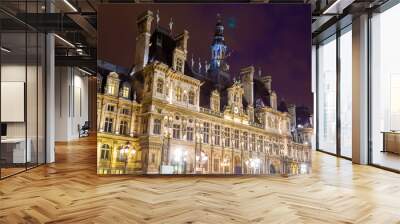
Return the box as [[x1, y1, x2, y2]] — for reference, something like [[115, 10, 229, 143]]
[[1, 136, 400, 224]]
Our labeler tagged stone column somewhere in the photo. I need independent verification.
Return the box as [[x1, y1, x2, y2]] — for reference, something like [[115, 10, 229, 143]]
[[130, 105, 136, 136], [99, 101, 107, 132], [115, 107, 121, 134]]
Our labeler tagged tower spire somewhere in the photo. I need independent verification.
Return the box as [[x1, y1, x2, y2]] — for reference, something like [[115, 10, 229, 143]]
[[210, 13, 227, 71], [169, 17, 173, 34], [156, 9, 160, 27]]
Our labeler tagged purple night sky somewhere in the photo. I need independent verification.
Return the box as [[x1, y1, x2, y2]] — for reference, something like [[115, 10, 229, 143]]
[[98, 4, 312, 109]]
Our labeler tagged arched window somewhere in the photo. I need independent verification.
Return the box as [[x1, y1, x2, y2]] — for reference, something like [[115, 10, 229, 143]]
[[153, 119, 161, 135], [156, 79, 164, 94], [100, 144, 110, 160], [119, 120, 129, 135], [104, 117, 113, 133], [188, 91, 195, 105], [176, 87, 182, 101]]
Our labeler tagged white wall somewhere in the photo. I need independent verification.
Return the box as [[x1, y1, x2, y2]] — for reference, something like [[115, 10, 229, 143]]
[[55, 67, 89, 141], [1, 63, 46, 164]]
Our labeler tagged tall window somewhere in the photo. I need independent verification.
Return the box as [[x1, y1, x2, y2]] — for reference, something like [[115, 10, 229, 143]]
[[176, 87, 182, 101], [153, 119, 161, 135], [104, 117, 113, 133], [121, 85, 130, 98], [100, 144, 110, 160], [214, 125, 220, 145], [234, 130, 239, 149], [317, 35, 337, 154], [119, 120, 129, 135], [203, 123, 210, 144], [187, 127, 193, 141], [371, 5, 400, 171], [173, 124, 181, 139], [258, 136, 263, 152], [251, 134, 256, 151], [142, 118, 148, 134], [243, 132, 248, 150], [188, 91, 195, 105], [224, 128, 230, 147], [340, 27, 352, 158], [156, 79, 164, 94]]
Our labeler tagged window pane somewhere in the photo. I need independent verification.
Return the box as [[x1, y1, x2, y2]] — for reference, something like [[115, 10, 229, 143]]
[[1, 31, 28, 177], [317, 36, 337, 154], [371, 5, 400, 171], [340, 29, 352, 158]]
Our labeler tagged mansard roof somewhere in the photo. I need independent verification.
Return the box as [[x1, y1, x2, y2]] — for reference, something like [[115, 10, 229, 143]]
[[148, 27, 176, 68], [278, 100, 289, 113], [253, 79, 271, 108]]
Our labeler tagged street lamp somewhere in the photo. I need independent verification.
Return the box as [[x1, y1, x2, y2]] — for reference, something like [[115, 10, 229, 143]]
[[245, 158, 260, 174], [196, 151, 208, 174], [122, 142, 136, 174]]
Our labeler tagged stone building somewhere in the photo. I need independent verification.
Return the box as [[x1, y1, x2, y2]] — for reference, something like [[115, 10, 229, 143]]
[[97, 10, 312, 175]]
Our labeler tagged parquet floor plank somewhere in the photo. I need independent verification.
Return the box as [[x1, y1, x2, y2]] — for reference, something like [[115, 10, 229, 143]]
[[1, 136, 400, 223]]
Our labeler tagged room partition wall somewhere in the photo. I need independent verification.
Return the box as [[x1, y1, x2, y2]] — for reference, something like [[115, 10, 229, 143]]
[[0, 1, 46, 179]]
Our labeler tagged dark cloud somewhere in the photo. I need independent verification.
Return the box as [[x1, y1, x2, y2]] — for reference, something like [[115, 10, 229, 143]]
[[98, 4, 312, 109]]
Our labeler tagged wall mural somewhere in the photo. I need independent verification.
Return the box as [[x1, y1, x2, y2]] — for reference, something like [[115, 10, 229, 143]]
[[97, 4, 313, 175]]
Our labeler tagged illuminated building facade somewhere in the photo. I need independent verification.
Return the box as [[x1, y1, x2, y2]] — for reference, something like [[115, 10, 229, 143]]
[[97, 10, 312, 175]]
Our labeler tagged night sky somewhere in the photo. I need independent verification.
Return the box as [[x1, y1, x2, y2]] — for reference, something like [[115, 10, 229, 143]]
[[98, 4, 312, 109]]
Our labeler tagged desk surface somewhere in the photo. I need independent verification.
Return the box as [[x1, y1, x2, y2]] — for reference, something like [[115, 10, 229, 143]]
[[381, 131, 400, 134], [1, 138, 29, 143]]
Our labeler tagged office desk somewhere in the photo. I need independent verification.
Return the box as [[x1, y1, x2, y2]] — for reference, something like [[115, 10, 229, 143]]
[[1, 138, 31, 164], [382, 132, 400, 154]]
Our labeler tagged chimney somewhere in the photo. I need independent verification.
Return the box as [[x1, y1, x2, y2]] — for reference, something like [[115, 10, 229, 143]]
[[260, 75, 272, 93], [240, 66, 255, 106], [134, 10, 153, 71], [175, 30, 189, 53]]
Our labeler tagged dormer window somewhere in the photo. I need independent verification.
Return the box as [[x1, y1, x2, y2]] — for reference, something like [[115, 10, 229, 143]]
[[106, 73, 119, 96], [120, 85, 130, 98], [106, 80, 117, 95], [176, 58, 183, 73]]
